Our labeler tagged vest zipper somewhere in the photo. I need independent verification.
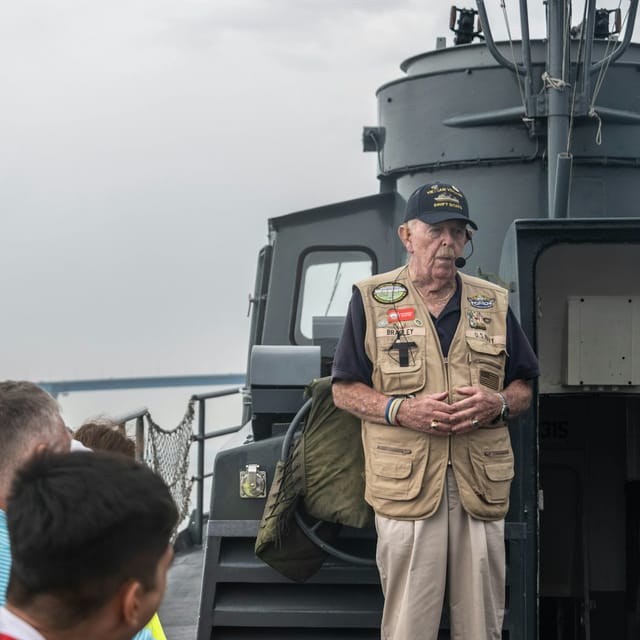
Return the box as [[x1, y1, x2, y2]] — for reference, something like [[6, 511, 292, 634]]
[[376, 444, 412, 455], [443, 356, 453, 466], [443, 357, 451, 402], [484, 449, 511, 457]]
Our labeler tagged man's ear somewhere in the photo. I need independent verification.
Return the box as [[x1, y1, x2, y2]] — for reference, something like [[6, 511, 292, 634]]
[[398, 224, 411, 251], [121, 580, 145, 627], [465, 229, 473, 244]]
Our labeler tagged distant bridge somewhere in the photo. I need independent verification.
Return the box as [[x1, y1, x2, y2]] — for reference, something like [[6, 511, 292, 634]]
[[38, 374, 246, 398]]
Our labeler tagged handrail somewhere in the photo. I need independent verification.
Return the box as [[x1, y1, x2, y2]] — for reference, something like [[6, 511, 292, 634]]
[[580, 0, 598, 97], [51, 375, 246, 545], [76, 385, 248, 544], [113, 407, 149, 462], [113, 407, 149, 422], [590, 0, 639, 74], [190, 386, 247, 545], [105, 387, 247, 540], [476, 0, 527, 76], [191, 386, 244, 401]]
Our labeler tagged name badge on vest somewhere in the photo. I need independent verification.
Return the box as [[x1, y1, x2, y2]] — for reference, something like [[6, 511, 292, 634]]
[[375, 327, 426, 338]]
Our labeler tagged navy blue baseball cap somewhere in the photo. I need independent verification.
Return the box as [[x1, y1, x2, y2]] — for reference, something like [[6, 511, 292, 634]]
[[404, 182, 478, 230]]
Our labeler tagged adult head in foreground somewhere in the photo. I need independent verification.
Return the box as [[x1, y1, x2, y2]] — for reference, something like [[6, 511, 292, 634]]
[[0, 451, 177, 640], [0, 381, 70, 607]]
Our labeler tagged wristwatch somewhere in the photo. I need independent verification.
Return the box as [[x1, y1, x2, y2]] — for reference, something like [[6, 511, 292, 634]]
[[492, 392, 509, 424]]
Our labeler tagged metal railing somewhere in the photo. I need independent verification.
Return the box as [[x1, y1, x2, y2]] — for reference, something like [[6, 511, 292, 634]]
[[189, 386, 248, 545], [114, 390, 248, 545], [113, 407, 150, 462]]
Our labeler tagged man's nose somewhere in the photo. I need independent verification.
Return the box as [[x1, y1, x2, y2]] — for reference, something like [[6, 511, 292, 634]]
[[441, 231, 454, 244]]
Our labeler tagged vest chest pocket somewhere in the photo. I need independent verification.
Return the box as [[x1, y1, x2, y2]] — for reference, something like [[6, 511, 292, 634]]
[[377, 357, 425, 396], [367, 440, 428, 501], [466, 338, 507, 392]]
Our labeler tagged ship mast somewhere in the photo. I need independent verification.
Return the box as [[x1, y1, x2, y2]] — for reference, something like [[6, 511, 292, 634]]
[[546, 0, 571, 218], [476, 0, 639, 218]]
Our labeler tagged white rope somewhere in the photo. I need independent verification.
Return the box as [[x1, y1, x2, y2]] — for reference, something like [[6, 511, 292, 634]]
[[588, 107, 603, 145], [542, 71, 571, 90]]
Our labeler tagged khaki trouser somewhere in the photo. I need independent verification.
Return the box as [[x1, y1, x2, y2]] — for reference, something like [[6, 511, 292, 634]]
[[375, 468, 505, 640]]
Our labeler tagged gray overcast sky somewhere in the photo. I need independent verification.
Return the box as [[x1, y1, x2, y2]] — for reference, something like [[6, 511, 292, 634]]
[[0, 1, 561, 386]]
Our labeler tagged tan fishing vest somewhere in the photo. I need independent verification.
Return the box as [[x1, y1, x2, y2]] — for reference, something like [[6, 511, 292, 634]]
[[356, 267, 514, 521]]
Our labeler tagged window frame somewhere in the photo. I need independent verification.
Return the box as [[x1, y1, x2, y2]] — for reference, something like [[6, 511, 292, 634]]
[[289, 245, 377, 345]]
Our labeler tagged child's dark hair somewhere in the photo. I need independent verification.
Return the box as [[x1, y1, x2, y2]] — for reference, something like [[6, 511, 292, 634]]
[[6, 451, 178, 629]]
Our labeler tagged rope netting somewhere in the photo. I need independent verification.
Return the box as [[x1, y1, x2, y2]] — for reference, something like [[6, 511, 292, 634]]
[[144, 399, 196, 526]]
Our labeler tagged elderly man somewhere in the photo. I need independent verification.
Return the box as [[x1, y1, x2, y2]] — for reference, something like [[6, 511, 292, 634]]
[[332, 182, 539, 640], [0, 451, 177, 640], [0, 381, 71, 606]]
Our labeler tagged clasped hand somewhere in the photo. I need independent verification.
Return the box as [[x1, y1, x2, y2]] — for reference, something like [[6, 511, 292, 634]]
[[401, 387, 499, 436]]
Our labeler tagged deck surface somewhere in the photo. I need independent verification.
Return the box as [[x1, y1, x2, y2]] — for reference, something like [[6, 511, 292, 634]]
[[159, 544, 204, 640]]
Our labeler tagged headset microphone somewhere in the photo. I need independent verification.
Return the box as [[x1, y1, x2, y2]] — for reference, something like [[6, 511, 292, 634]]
[[454, 236, 474, 269]]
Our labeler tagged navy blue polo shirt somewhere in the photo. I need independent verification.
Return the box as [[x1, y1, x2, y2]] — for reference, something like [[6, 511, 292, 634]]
[[332, 276, 539, 387]]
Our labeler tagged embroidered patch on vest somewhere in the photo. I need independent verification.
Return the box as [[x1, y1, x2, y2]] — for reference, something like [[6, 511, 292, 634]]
[[372, 282, 408, 304], [467, 294, 495, 309], [466, 329, 506, 345], [387, 307, 415, 323], [466, 329, 493, 343], [480, 370, 500, 390], [467, 310, 486, 330]]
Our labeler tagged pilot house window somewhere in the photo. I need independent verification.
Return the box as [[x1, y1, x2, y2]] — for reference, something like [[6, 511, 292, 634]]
[[294, 249, 373, 344]]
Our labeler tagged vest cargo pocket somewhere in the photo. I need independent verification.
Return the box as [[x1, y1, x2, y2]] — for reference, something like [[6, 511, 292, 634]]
[[368, 439, 428, 501], [467, 431, 514, 506], [482, 461, 514, 503], [377, 358, 425, 396]]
